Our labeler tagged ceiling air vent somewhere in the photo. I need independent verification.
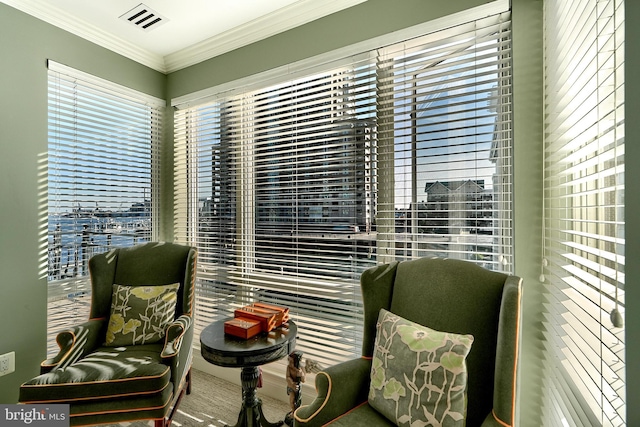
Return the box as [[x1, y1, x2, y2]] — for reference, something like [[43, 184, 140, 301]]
[[119, 3, 168, 32]]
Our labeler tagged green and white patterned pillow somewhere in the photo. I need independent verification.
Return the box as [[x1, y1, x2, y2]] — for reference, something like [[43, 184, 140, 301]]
[[369, 309, 474, 427], [105, 283, 179, 346]]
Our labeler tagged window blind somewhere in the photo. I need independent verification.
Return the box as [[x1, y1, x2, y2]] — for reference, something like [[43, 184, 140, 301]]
[[46, 61, 164, 356], [174, 6, 512, 369], [541, 0, 625, 425]]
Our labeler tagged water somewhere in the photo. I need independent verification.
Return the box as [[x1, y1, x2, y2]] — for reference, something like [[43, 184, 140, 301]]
[[48, 215, 151, 280]]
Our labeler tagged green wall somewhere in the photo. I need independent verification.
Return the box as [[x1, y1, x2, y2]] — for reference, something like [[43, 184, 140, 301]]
[[0, 3, 165, 403], [511, 1, 544, 425], [1, 0, 637, 424]]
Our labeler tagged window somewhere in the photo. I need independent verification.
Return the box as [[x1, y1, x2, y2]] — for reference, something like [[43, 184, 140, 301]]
[[46, 61, 164, 355], [542, 0, 625, 425], [174, 2, 512, 369]]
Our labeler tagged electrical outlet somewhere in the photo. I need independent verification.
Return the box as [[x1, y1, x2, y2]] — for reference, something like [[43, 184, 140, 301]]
[[0, 351, 15, 377]]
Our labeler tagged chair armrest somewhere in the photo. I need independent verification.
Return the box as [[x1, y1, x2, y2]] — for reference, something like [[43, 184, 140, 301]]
[[40, 318, 106, 374], [294, 357, 372, 427], [161, 315, 194, 397], [161, 315, 192, 358]]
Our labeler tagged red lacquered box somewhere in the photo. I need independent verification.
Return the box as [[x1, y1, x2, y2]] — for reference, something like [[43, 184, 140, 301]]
[[224, 317, 262, 339], [234, 306, 278, 332], [251, 302, 289, 326]]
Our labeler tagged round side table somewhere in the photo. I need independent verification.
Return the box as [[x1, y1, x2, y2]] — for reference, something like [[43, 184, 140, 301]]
[[200, 319, 297, 427]]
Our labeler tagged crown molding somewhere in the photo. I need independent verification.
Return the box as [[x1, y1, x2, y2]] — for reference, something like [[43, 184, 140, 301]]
[[1, 0, 166, 71], [163, 0, 368, 73], [2, 0, 367, 74]]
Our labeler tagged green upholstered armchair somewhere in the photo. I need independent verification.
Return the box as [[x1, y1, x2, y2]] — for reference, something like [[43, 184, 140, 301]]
[[294, 257, 522, 427], [19, 242, 197, 427]]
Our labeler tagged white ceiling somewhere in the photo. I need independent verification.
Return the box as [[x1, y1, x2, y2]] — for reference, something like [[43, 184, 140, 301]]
[[1, 0, 366, 73]]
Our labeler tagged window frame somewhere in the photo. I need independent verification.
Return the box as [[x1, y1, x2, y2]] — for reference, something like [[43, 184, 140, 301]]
[[45, 61, 165, 356], [173, 1, 514, 372]]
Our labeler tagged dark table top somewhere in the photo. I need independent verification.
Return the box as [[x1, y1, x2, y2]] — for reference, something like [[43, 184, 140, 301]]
[[200, 319, 297, 368]]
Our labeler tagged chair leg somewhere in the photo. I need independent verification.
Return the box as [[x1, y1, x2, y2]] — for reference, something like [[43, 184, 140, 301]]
[[154, 419, 166, 427], [165, 368, 191, 427]]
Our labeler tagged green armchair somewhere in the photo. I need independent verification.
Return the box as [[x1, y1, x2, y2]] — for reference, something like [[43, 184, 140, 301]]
[[294, 257, 522, 427], [19, 242, 197, 427]]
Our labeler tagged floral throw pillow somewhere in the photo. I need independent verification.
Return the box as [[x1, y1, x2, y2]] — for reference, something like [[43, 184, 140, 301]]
[[105, 283, 180, 346], [369, 309, 474, 427]]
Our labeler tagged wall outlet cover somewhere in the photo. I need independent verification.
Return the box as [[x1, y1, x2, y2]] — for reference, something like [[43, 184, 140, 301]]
[[0, 352, 15, 377]]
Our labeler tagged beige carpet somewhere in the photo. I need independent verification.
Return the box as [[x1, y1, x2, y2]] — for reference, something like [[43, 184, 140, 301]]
[[90, 369, 292, 427], [172, 369, 292, 427]]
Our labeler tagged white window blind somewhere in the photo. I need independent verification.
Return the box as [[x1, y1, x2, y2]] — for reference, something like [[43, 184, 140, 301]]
[[46, 61, 164, 356], [542, 0, 625, 425], [174, 6, 512, 369]]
